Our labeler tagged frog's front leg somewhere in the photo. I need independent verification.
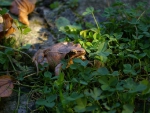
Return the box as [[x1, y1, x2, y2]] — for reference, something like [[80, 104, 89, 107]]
[[32, 49, 46, 74], [55, 63, 62, 76]]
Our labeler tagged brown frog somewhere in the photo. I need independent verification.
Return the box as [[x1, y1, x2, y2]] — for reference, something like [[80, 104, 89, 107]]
[[32, 42, 86, 75]]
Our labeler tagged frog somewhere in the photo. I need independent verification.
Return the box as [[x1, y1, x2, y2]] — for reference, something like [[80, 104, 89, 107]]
[[32, 42, 86, 75]]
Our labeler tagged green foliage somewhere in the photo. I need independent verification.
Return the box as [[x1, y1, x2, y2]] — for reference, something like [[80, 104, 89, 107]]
[[0, 8, 8, 14], [0, 46, 33, 78], [66, 0, 79, 8], [0, 9, 33, 82], [55, 17, 71, 32], [33, 1, 150, 112], [1, 1, 150, 113], [0, 0, 12, 6], [50, 1, 62, 9]]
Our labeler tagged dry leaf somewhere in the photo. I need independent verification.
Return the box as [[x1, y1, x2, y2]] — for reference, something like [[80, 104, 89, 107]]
[[0, 16, 3, 23], [0, 75, 14, 97], [10, 0, 36, 25], [0, 13, 15, 39], [94, 60, 103, 69]]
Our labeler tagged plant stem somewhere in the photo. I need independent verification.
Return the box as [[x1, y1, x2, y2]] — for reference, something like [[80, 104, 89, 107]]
[[92, 13, 100, 31], [14, 83, 42, 88], [15, 86, 21, 112], [0, 45, 32, 59], [7, 55, 16, 72], [143, 100, 146, 113]]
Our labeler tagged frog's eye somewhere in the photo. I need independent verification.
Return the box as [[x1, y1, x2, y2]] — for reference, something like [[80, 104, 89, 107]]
[[70, 49, 77, 54], [75, 44, 81, 47]]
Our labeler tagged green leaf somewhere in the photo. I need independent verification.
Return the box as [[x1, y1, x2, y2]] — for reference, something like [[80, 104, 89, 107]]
[[50, 1, 61, 9], [0, 0, 12, 6], [113, 32, 123, 39], [45, 102, 55, 108], [137, 53, 146, 59], [128, 54, 138, 59], [54, 72, 64, 86], [66, 92, 84, 101], [36, 99, 55, 108], [129, 18, 139, 25], [93, 32, 101, 39], [5, 48, 14, 55], [109, 71, 119, 76], [0, 8, 8, 14], [43, 86, 51, 94], [123, 64, 136, 75], [71, 78, 78, 82], [85, 42, 92, 46], [74, 98, 87, 112], [91, 87, 102, 100], [82, 7, 94, 16], [0, 56, 6, 64], [86, 105, 98, 111], [66, 25, 82, 32], [70, 63, 78, 69], [74, 105, 86, 112], [55, 17, 70, 31], [98, 76, 108, 85], [144, 50, 150, 58], [46, 95, 57, 102], [122, 104, 134, 113], [101, 84, 110, 91], [97, 42, 107, 52], [44, 71, 52, 78], [123, 78, 145, 93], [36, 95, 57, 108], [36, 99, 46, 105], [89, 42, 111, 62], [80, 30, 89, 38], [23, 27, 31, 35], [79, 80, 88, 85], [20, 44, 31, 50], [86, 7, 94, 13], [97, 67, 109, 75], [129, 83, 147, 93], [73, 58, 89, 67]]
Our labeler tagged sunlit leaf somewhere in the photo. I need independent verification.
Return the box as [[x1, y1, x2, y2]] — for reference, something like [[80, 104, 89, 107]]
[[23, 27, 31, 35], [80, 30, 89, 38]]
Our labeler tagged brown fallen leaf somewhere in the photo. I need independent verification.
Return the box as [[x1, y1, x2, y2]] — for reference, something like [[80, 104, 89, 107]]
[[0, 75, 14, 97], [10, 0, 36, 25], [0, 13, 15, 39], [94, 60, 104, 69]]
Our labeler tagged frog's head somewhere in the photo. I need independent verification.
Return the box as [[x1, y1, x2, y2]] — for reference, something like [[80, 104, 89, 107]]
[[64, 42, 86, 60]]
